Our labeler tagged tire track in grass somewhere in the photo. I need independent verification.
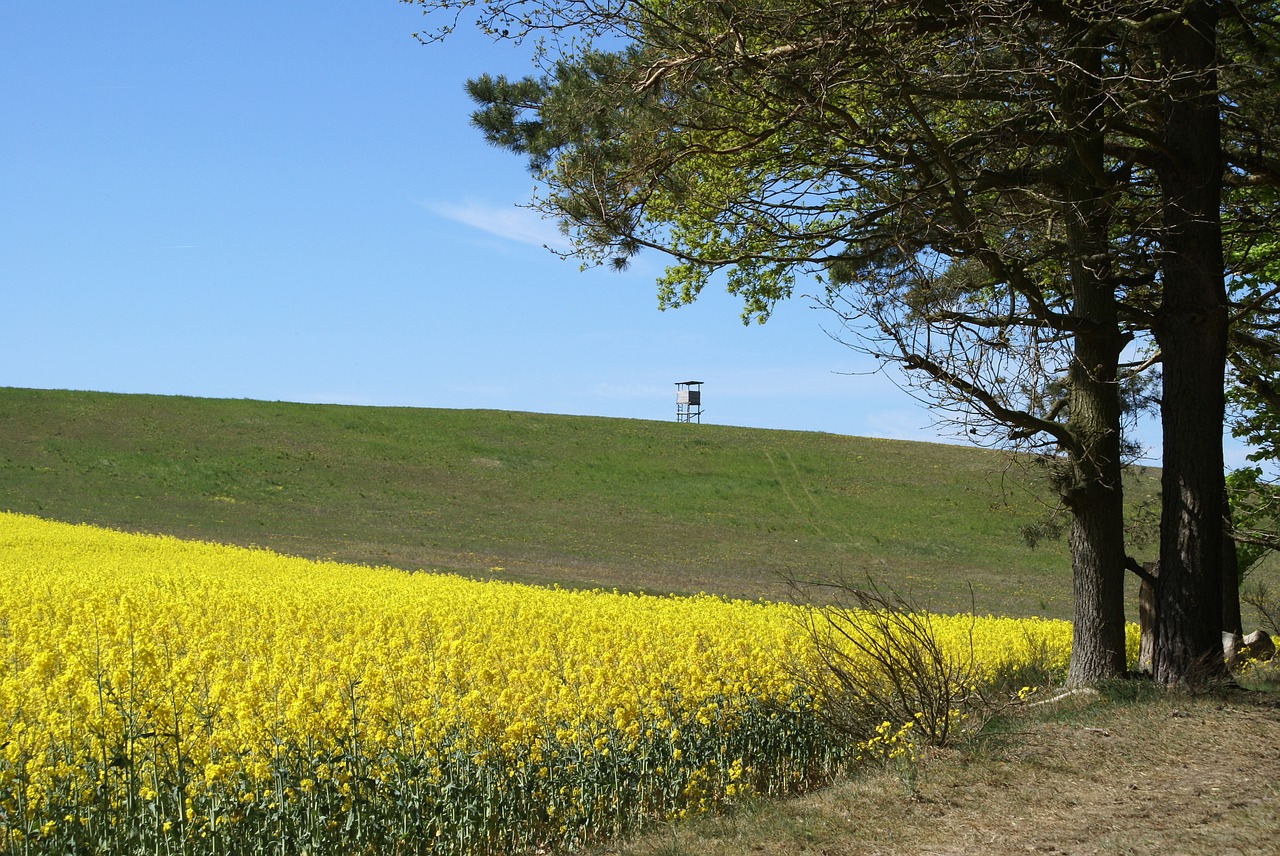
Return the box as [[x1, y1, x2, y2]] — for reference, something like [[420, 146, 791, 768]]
[[764, 448, 857, 545]]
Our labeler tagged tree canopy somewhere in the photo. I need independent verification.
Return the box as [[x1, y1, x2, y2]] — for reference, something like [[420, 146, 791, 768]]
[[410, 0, 1280, 684]]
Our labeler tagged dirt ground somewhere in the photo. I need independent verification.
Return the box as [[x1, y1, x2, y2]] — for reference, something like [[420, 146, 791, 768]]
[[608, 685, 1280, 856], [907, 690, 1280, 855]]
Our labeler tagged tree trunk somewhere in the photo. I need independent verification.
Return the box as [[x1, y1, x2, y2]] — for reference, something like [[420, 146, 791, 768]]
[[1062, 310, 1128, 686], [1061, 30, 1129, 687], [1153, 3, 1229, 684], [1065, 470, 1129, 685]]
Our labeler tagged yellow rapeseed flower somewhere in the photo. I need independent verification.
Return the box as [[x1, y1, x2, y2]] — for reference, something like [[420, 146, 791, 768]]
[[0, 511, 1085, 854]]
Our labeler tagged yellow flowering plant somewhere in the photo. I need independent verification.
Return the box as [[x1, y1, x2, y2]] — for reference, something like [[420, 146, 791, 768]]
[[0, 513, 1084, 854]]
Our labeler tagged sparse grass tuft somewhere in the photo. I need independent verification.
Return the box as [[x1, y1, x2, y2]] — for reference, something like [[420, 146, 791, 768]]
[[1095, 674, 1165, 706], [1236, 657, 1280, 692]]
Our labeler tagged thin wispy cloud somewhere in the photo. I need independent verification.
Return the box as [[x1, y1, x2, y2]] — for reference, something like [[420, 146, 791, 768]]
[[424, 199, 572, 253]]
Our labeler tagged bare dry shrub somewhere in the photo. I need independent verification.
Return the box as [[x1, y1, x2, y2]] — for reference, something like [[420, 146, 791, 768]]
[[791, 577, 976, 748], [1242, 580, 1280, 638]]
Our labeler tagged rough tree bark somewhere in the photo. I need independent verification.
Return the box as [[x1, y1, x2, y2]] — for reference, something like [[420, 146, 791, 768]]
[[1061, 29, 1129, 686], [1064, 327, 1129, 684], [1153, 2, 1230, 684]]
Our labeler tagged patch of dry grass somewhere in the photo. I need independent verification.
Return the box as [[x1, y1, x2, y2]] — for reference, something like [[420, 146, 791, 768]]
[[600, 683, 1280, 855]]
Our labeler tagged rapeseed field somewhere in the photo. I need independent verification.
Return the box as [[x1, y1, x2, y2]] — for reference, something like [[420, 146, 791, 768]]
[[0, 512, 1086, 854]]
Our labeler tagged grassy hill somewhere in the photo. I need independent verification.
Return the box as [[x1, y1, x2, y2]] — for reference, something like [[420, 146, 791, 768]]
[[0, 386, 1160, 618]]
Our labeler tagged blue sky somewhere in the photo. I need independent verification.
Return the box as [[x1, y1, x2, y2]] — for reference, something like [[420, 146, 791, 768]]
[[1, 2, 1244, 468], [1, 1, 943, 441]]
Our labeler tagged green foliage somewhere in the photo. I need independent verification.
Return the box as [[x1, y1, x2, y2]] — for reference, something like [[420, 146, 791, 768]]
[[1223, 190, 1280, 569], [1227, 466, 1277, 574], [1227, 247, 1280, 468], [466, 73, 556, 166]]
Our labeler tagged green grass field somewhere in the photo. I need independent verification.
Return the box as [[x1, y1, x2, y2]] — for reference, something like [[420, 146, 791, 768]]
[[0, 386, 1169, 619]]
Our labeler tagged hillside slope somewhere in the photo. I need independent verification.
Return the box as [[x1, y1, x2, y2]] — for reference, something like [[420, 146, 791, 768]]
[[0, 387, 1129, 617]]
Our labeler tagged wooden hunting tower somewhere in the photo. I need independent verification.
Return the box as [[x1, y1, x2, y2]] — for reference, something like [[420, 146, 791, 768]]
[[675, 380, 703, 423]]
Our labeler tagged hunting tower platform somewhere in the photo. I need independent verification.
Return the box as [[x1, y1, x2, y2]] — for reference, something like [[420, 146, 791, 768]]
[[675, 380, 703, 423]]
